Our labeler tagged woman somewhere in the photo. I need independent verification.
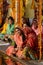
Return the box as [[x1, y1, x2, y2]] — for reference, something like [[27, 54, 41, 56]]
[[22, 23, 38, 51], [22, 23, 32, 37], [14, 28, 26, 49], [6, 16, 15, 34], [5, 28, 26, 65]]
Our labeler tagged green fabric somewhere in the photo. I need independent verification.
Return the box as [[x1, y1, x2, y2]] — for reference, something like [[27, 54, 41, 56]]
[[6, 24, 14, 34], [22, 47, 38, 60], [0, 34, 4, 40]]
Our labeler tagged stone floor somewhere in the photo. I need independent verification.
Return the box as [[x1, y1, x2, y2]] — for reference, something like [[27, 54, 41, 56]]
[[0, 40, 10, 51]]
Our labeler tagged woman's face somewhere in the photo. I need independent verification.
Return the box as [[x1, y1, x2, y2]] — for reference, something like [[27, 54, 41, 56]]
[[23, 24, 27, 28], [9, 19, 12, 24], [33, 23, 38, 29], [15, 29, 21, 34]]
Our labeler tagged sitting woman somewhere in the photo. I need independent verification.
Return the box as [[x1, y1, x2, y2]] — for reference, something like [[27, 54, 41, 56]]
[[1, 16, 15, 35], [22, 23, 32, 37], [14, 28, 26, 49], [0, 17, 15, 40], [5, 28, 26, 65], [22, 23, 38, 51], [6, 16, 15, 34]]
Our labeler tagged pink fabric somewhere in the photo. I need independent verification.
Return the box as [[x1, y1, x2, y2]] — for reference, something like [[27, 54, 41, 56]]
[[32, 25, 40, 35], [14, 32, 23, 48], [6, 46, 14, 56]]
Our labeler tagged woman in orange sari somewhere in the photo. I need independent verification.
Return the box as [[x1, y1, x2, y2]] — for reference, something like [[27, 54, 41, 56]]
[[5, 28, 25, 65]]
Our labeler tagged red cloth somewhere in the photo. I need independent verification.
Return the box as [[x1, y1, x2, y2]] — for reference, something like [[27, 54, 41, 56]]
[[26, 33, 37, 48], [22, 26, 38, 50], [5, 59, 15, 65], [22, 26, 32, 37], [6, 46, 23, 65], [5, 46, 15, 65]]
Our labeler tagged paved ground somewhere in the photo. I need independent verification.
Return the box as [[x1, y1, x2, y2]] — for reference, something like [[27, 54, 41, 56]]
[[0, 40, 10, 51]]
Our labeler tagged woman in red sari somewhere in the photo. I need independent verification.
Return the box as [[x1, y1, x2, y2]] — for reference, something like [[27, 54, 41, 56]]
[[22, 23, 38, 51]]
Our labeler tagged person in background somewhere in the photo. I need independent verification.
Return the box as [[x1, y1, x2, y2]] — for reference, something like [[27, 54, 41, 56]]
[[6, 16, 15, 34], [22, 23, 38, 50], [32, 19, 40, 36], [22, 17, 31, 27], [1, 18, 8, 34], [22, 23, 32, 38]]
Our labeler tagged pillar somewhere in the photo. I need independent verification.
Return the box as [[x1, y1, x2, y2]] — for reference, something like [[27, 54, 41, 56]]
[[38, 0, 42, 60]]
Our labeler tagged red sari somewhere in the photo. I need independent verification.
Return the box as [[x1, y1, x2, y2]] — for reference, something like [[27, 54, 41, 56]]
[[5, 46, 15, 65], [14, 32, 23, 48], [22, 26, 38, 50]]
